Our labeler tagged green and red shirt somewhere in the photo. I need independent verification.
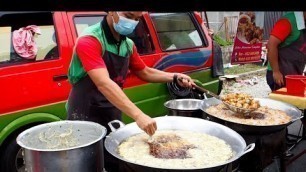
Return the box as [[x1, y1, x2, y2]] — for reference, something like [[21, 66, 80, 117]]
[[267, 12, 302, 71], [68, 19, 146, 85]]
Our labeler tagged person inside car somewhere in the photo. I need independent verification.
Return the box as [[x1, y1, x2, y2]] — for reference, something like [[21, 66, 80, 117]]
[[66, 11, 194, 172]]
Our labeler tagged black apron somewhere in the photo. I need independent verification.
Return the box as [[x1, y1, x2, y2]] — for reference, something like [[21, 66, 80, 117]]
[[267, 29, 306, 91], [67, 48, 130, 172], [278, 29, 306, 79]]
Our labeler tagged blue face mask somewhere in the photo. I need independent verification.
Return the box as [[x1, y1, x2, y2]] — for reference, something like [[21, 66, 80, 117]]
[[112, 12, 139, 35]]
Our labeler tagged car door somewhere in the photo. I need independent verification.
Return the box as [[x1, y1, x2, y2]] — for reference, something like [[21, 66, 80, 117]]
[[147, 12, 214, 82], [0, 12, 71, 114]]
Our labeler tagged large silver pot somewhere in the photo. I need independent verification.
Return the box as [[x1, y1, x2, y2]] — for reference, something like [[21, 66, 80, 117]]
[[16, 120, 107, 172], [105, 116, 255, 172], [164, 99, 204, 118]]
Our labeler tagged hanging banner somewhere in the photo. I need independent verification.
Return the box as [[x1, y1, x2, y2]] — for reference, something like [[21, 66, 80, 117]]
[[231, 12, 265, 64]]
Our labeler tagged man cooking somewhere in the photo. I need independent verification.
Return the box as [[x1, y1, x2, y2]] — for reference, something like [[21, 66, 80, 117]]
[[66, 11, 194, 171]]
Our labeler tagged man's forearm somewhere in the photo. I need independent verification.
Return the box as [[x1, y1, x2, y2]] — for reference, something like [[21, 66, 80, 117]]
[[267, 35, 282, 72], [268, 46, 280, 72]]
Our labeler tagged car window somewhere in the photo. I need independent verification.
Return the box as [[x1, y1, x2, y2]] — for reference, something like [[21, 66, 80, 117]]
[[127, 18, 154, 55], [0, 12, 59, 67], [74, 15, 154, 55], [150, 13, 204, 51], [74, 15, 104, 36]]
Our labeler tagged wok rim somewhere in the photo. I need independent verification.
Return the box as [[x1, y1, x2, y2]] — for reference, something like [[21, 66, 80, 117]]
[[105, 116, 250, 170], [205, 111, 293, 128], [16, 120, 107, 152], [201, 97, 302, 127]]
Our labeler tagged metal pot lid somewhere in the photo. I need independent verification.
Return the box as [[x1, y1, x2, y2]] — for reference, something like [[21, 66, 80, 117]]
[[16, 120, 107, 152]]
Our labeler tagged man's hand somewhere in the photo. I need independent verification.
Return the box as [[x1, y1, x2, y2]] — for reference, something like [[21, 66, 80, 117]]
[[273, 70, 284, 87], [135, 114, 157, 136], [176, 73, 195, 88]]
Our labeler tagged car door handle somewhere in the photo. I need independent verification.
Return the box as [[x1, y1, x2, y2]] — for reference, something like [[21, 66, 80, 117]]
[[53, 74, 68, 81]]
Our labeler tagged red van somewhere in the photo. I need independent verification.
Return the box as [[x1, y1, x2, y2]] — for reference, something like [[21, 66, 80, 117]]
[[0, 11, 221, 171]]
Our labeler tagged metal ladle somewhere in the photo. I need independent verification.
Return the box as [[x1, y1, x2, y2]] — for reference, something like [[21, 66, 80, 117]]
[[192, 84, 259, 114]]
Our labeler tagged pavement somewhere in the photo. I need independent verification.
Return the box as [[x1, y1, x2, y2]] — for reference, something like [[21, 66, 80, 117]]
[[220, 68, 270, 98], [221, 68, 306, 172]]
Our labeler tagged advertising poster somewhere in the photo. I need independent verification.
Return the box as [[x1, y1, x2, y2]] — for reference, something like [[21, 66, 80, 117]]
[[231, 12, 265, 64]]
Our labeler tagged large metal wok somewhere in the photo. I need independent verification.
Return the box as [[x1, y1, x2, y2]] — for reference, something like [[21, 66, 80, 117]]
[[105, 116, 255, 172], [200, 97, 303, 135]]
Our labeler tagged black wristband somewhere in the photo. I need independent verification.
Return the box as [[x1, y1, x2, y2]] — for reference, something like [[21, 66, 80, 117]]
[[173, 74, 178, 83], [173, 73, 185, 89]]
